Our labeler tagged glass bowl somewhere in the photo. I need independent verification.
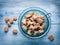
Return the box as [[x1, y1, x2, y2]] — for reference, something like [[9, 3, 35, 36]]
[[18, 7, 51, 39]]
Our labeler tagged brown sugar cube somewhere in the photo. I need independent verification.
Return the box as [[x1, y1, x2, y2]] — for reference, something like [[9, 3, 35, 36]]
[[32, 14, 37, 20], [34, 23, 40, 27], [31, 12, 39, 20], [26, 19, 35, 26], [27, 21, 35, 25], [22, 25, 27, 30], [7, 21, 11, 27], [38, 26, 43, 29], [25, 12, 33, 18], [30, 21, 36, 26], [33, 23, 41, 30], [27, 30, 34, 35], [33, 25, 38, 29], [30, 17, 34, 21], [25, 14, 32, 18], [22, 19, 26, 25], [13, 29, 18, 34], [26, 20, 32, 26], [5, 18, 10, 23], [4, 26, 8, 32], [13, 16, 17, 21], [26, 19, 30, 23], [34, 31, 39, 35], [30, 30, 34, 34], [40, 16, 45, 20], [34, 27, 40, 31], [26, 19, 30, 21], [10, 19, 13, 24], [38, 29, 44, 33], [41, 23, 46, 28], [36, 17, 44, 24], [7, 19, 13, 27], [33, 12, 38, 16], [28, 25, 34, 30], [27, 30, 32, 35], [48, 35, 54, 41]]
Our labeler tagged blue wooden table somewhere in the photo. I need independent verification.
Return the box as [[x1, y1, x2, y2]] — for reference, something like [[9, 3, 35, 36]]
[[0, 0, 60, 45]]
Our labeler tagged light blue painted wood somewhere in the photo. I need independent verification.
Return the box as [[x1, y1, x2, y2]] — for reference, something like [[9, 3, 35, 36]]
[[0, 0, 60, 45]]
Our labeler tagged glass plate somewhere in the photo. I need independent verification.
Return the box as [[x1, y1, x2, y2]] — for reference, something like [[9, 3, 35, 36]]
[[18, 7, 51, 39]]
